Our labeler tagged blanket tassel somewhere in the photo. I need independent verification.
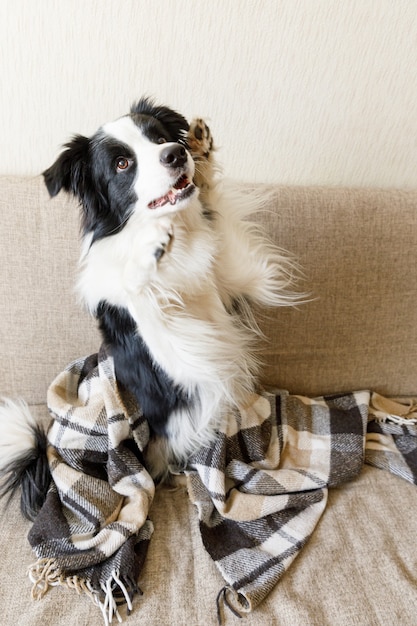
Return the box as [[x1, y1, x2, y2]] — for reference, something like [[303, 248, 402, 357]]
[[97, 569, 143, 625], [216, 586, 243, 625], [28, 559, 139, 625], [28, 558, 65, 599], [28, 558, 98, 605]]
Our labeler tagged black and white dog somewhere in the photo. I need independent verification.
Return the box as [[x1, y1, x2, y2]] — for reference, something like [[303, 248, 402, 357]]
[[0, 98, 296, 518]]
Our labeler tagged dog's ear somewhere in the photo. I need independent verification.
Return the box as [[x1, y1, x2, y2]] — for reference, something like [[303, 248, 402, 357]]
[[43, 135, 90, 198], [131, 97, 189, 140]]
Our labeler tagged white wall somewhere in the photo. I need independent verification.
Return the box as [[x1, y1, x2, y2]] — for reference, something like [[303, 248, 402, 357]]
[[1, 0, 416, 187]]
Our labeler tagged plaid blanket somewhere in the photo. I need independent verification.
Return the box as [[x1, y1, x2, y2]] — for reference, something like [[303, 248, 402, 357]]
[[28, 346, 417, 624]]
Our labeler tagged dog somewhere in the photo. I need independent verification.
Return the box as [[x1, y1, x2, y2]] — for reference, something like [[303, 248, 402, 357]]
[[0, 97, 297, 520]]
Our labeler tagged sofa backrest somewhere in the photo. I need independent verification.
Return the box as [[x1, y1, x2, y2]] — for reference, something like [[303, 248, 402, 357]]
[[1, 176, 416, 401], [258, 185, 417, 396], [1, 176, 100, 403]]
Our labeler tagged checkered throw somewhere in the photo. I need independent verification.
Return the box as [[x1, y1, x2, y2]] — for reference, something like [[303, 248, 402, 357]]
[[27, 346, 417, 624]]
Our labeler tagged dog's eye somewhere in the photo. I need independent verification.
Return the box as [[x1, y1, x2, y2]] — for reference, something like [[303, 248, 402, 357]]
[[157, 137, 167, 144], [116, 157, 130, 171]]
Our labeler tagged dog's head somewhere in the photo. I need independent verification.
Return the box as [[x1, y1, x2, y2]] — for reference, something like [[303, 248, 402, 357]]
[[43, 98, 196, 242]]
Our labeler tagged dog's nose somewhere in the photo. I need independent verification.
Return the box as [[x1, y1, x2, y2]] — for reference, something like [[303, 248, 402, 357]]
[[160, 144, 187, 168]]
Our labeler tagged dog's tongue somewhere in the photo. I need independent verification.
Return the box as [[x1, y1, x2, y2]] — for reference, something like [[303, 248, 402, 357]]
[[148, 190, 176, 209], [167, 189, 178, 205], [148, 175, 190, 209]]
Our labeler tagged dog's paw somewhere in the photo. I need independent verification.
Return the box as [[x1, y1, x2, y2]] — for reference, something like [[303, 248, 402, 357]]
[[187, 119, 214, 160], [154, 222, 174, 261], [124, 219, 173, 292], [187, 119, 215, 195]]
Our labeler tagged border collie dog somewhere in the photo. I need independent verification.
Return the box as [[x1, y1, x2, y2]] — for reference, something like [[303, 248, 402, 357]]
[[1, 98, 296, 517]]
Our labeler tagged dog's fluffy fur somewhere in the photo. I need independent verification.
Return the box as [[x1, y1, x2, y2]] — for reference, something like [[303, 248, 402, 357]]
[[0, 98, 297, 519]]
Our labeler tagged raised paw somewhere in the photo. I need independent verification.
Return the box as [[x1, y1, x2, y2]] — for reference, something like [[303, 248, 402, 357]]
[[187, 118, 214, 160], [187, 119, 215, 195]]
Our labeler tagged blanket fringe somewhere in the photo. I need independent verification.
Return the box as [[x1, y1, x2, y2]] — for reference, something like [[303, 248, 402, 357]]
[[28, 558, 66, 599], [216, 586, 243, 625], [98, 569, 136, 626], [369, 393, 417, 426], [28, 559, 138, 625]]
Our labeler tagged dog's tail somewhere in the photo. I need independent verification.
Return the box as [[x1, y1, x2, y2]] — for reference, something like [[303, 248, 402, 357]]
[[0, 398, 51, 521]]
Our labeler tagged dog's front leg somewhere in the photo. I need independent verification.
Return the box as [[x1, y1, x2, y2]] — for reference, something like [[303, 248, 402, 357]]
[[124, 218, 173, 293]]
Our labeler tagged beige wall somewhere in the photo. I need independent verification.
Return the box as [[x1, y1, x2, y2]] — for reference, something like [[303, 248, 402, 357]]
[[1, 0, 416, 187]]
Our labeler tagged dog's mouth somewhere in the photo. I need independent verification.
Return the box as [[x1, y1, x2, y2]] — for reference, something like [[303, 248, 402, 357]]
[[148, 175, 195, 210]]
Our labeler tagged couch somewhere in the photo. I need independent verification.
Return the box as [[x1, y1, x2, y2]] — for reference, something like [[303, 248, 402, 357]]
[[1, 175, 416, 625]]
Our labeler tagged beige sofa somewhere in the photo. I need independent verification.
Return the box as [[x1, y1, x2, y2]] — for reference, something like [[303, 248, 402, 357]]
[[1, 175, 416, 625]]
